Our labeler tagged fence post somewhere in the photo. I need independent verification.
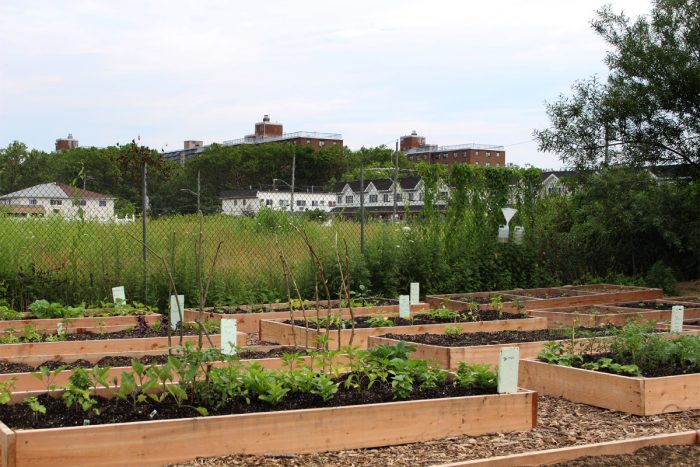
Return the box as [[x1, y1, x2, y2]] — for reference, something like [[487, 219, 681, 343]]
[[142, 161, 148, 304], [360, 158, 365, 255]]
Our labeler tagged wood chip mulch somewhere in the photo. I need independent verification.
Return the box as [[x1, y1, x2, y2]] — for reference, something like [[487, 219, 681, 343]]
[[170, 395, 700, 466]]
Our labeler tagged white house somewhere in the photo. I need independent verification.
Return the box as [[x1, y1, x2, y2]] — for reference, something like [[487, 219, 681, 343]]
[[0, 182, 116, 221], [221, 189, 337, 216], [331, 176, 449, 219]]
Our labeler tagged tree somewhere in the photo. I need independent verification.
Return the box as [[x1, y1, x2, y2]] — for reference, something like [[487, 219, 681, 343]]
[[534, 0, 700, 177]]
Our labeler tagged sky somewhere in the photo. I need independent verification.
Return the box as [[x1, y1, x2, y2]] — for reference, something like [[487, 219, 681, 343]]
[[0, 0, 653, 169]]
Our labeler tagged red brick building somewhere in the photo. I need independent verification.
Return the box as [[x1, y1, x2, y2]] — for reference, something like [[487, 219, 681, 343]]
[[401, 130, 505, 167], [163, 115, 343, 164]]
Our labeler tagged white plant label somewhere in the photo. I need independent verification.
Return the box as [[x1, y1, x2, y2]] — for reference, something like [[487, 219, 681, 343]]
[[410, 282, 420, 305], [56, 322, 63, 335], [671, 305, 684, 333], [169, 295, 185, 330], [399, 295, 410, 318], [497, 347, 519, 394], [221, 319, 238, 356], [111, 286, 126, 304]]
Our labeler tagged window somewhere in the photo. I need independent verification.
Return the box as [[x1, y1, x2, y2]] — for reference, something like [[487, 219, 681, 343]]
[[312, 200, 318, 206], [73, 199, 87, 206], [419, 192, 424, 201], [475, 151, 479, 156], [306, 139, 311, 144], [332, 141, 337, 146], [408, 193, 414, 201], [486, 152, 491, 157], [296, 200, 306, 207], [395, 193, 402, 201], [369, 194, 378, 203], [475, 161, 479, 165], [345, 195, 353, 204], [439, 191, 448, 199], [319, 200, 325, 205], [319, 141, 325, 147], [486, 162, 491, 167], [29, 199, 37, 205], [383, 194, 389, 202], [337, 195, 343, 204], [279, 199, 285, 206], [50, 199, 62, 206], [266, 199, 273, 206]]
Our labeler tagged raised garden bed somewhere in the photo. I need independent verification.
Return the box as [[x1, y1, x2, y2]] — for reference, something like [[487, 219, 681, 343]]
[[184, 300, 430, 333], [559, 284, 663, 301], [369, 328, 700, 370], [260, 311, 548, 349], [519, 358, 700, 415], [425, 292, 535, 312], [519, 324, 700, 415], [0, 346, 321, 392], [528, 305, 664, 328], [659, 295, 700, 304], [0, 343, 537, 466], [600, 300, 700, 321]]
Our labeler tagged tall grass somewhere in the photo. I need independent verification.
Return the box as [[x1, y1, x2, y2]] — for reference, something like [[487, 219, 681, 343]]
[[0, 214, 398, 310]]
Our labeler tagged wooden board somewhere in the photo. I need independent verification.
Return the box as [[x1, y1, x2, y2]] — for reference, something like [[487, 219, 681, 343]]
[[0, 391, 536, 466], [184, 303, 430, 333], [519, 359, 700, 415], [436, 430, 699, 466], [528, 305, 662, 328], [0, 314, 162, 333], [260, 316, 549, 349], [0, 333, 245, 358]]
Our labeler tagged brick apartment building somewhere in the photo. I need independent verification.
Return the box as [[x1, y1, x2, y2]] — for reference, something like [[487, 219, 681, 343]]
[[55, 133, 79, 152], [162, 115, 343, 164], [400, 130, 506, 168]]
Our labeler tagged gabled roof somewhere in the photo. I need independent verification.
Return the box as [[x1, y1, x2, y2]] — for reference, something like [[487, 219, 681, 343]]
[[332, 176, 422, 193], [0, 182, 114, 200]]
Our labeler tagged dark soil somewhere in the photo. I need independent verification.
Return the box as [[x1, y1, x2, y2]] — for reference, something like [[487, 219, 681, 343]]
[[0, 379, 493, 430], [552, 444, 700, 466], [510, 290, 577, 299], [616, 301, 685, 310], [210, 298, 396, 315], [0, 347, 302, 374], [381, 326, 616, 347], [288, 310, 527, 330]]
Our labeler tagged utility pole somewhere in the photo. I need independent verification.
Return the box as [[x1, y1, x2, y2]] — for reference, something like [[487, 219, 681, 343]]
[[360, 158, 365, 254], [290, 146, 296, 213], [196, 169, 201, 213], [392, 140, 398, 221], [141, 160, 148, 303]]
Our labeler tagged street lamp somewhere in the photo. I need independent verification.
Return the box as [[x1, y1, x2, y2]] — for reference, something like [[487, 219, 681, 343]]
[[180, 170, 201, 213], [272, 178, 294, 212]]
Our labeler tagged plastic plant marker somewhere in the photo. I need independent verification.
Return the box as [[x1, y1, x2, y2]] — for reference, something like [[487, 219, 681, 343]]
[[671, 306, 684, 333], [56, 322, 63, 335], [497, 346, 519, 394], [410, 283, 420, 305], [112, 286, 126, 304], [399, 295, 410, 318], [169, 295, 185, 331], [220, 319, 238, 355]]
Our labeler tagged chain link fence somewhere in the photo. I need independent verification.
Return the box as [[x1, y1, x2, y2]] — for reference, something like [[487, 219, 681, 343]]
[[0, 179, 410, 310]]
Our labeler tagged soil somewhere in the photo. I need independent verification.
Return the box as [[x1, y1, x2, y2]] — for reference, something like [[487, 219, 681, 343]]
[[510, 290, 579, 299], [452, 295, 514, 304], [381, 326, 617, 347], [0, 379, 492, 430], [2, 319, 204, 343], [287, 310, 527, 330], [0, 310, 153, 321], [0, 346, 302, 374], [169, 395, 700, 467], [551, 444, 700, 466], [210, 298, 396, 315], [615, 301, 690, 310]]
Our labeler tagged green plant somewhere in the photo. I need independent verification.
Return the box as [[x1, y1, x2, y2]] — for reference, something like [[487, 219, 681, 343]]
[[426, 308, 463, 322], [24, 396, 46, 423], [32, 365, 68, 394], [20, 324, 42, 343], [366, 316, 394, 328], [62, 368, 98, 412], [0, 379, 15, 404], [0, 305, 21, 321], [28, 300, 82, 319], [444, 325, 463, 337], [489, 295, 503, 319], [645, 261, 677, 295], [454, 362, 497, 390]]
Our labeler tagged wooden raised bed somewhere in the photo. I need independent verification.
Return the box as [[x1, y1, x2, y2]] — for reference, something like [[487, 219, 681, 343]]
[[0, 314, 163, 334], [0, 390, 537, 466], [437, 430, 700, 467], [183, 301, 430, 333], [0, 346, 337, 392], [659, 295, 700, 304], [600, 300, 700, 321], [519, 358, 700, 415], [368, 329, 700, 370], [425, 292, 535, 313], [260, 316, 548, 349], [559, 284, 662, 303], [528, 305, 662, 328], [0, 333, 244, 358]]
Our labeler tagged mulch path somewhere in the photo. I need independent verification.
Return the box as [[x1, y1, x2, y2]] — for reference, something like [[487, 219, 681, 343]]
[[170, 395, 700, 466], [551, 444, 700, 466]]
